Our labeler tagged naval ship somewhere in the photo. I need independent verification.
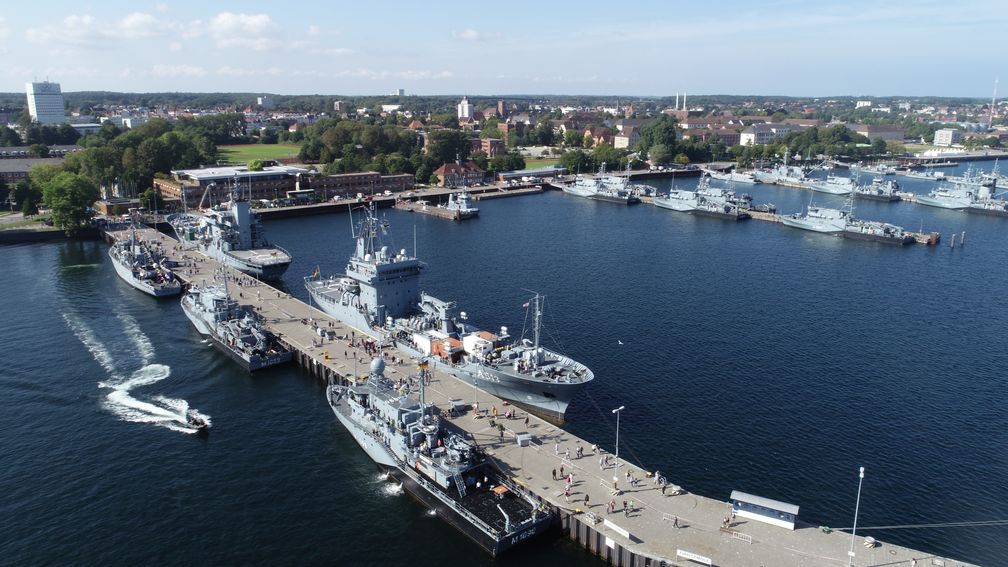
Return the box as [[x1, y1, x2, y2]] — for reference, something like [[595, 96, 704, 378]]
[[181, 282, 292, 372], [808, 174, 856, 195], [108, 229, 182, 297], [305, 203, 594, 421], [326, 358, 552, 555], [168, 179, 292, 280], [701, 168, 760, 184], [561, 163, 641, 204], [438, 190, 479, 219]]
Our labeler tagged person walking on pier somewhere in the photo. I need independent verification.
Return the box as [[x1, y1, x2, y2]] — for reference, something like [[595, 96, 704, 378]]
[[583, 493, 589, 508], [554, 442, 560, 456], [560, 465, 564, 478], [673, 515, 679, 528], [552, 468, 557, 481], [622, 500, 627, 516], [607, 498, 616, 514], [628, 500, 635, 517], [564, 487, 570, 503]]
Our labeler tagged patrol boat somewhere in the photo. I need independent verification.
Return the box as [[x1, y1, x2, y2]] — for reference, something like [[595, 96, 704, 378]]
[[809, 174, 856, 195], [168, 179, 291, 280], [439, 190, 479, 220], [327, 358, 552, 556], [108, 230, 182, 297], [181, 282, 291, 372], [306, 203, 594, 421], [854, 178, 902, 202]]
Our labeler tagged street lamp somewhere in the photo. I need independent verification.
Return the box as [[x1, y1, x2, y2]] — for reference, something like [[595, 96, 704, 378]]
[[848, 466, 865, 567], [612, 406, 625, 483]]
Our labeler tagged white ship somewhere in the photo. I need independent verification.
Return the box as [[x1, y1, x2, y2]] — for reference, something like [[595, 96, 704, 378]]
[[809, 174, 856, 195], [108, 230, 181, 297]]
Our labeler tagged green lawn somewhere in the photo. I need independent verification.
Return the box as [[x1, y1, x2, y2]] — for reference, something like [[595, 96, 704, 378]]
[[217, 143, 302, 164], [524, 158, 560, 170]]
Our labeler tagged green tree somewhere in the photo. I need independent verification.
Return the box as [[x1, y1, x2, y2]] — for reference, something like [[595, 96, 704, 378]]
[[41, 172, 99, 235], [563, 129, 582, 147], [139, 187, 165, 211], [647, 143, 672, 165], [870, 137, 888, 155], [674, 153, 690, 165], [248, 159, 264, 171], [12, 180, 42, 216], [28, 144, 49, 158], [426, 129, 470, 165], [0, 126, 22, 146], [637, 115, 679, 155]]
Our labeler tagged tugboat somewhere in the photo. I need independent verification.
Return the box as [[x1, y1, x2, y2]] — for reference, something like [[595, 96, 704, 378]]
[[327, 357, 552, 555], [168, 176, 292, 280], [306, 202, 593, 422], [108, 229, 182, 297], [181, 282, 292, 372]]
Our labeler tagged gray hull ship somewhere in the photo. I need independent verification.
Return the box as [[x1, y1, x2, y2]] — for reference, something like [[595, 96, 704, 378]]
[[108, 229, 182, 297], [327, 358, 552, 555], [181, 282, 292, 372], [306, 203, 593, 421], [168, 184, 291, 280]]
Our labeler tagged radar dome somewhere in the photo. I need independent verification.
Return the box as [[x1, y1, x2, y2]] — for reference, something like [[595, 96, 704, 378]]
[[370, 357, 386, 376]]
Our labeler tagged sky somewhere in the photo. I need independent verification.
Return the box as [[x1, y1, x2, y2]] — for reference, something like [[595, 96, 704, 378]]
[[1, 0, 1005, 98]]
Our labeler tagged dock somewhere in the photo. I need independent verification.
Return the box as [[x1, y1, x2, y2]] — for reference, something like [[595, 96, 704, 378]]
[[99, 224, 976, 567]]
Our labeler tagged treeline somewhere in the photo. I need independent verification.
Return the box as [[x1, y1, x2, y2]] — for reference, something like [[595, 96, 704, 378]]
[[0, 123, 80, 147], [295, 118, 525, 183]]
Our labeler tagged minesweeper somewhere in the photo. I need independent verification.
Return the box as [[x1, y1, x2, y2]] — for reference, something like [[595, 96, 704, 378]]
[[108, 229, 182, 297], [168, 180, 292, 280], [306, 203, 594, 421], [327, 357, 552, 555], [181, 282, 292, 372]]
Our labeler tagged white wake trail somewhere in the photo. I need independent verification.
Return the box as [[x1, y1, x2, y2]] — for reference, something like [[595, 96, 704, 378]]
[[63, 313, 208, 434], [118, 312, 155, 366]]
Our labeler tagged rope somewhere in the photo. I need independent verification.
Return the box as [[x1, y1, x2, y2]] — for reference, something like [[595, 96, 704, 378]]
[[834, 519, 1008, 531]]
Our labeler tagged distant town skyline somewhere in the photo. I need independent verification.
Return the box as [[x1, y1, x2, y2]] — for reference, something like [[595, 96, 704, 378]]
[[1, 0, 1004, 98]]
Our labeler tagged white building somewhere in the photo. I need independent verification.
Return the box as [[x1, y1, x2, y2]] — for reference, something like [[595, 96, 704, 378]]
[[739, 123, 795, 146], [855, 100, 872, 109], [933, 128, 961, 147], [26, 81, 67, 125], [257, 95, 274, 109], [457, 96, 474, 120]]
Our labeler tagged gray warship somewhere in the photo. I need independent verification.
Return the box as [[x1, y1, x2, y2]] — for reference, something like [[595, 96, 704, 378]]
[[305, 203, 594, 421], [168, 178, 291, 280], [327, 357, 552, 555]]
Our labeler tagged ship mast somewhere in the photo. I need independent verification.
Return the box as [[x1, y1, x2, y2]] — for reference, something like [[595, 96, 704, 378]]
[[532, 293, 542, 367]]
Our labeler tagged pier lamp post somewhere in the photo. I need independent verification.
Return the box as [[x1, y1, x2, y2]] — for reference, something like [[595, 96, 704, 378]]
[[612, 406, 625, 483], [848, 466, 865, 567]]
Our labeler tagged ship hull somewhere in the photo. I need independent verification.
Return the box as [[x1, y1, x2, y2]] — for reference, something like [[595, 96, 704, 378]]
[[181, 297, 213, 336], [854, 193, 901, 202], [915, 196, 969, 210], [590, 194, 640, 205], [385, 465, 552, 556], [653, 199, 696, 212], [842, 231, 914, 245], [692, 208, 750, 221], [108, 248, 181, 297], [967, 206, 1008, 217], [780, 217, 843, 234], [329, 391, 398, 468]]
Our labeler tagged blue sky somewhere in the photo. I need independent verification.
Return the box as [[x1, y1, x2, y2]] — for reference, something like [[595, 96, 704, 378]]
[[1, 0, 1004, 97]]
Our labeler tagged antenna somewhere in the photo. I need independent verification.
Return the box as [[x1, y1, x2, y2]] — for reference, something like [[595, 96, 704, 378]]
[[990, 78, 999, 130], [348, 203, 355, 238]]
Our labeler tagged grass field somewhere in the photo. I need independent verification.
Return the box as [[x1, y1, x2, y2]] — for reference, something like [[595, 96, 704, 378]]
[[524, 158, 560, 170], [217, 143, 302, 164]]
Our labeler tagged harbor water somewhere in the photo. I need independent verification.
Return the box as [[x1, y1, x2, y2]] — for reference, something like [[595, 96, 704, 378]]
[[1, 162, 1005, 565]]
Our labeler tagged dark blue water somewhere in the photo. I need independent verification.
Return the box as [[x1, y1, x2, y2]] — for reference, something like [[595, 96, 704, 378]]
[[1, 163, 1005, 565]]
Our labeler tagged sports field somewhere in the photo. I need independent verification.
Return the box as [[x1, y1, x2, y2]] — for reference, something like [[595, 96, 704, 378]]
[[217, 143, 302, 164]]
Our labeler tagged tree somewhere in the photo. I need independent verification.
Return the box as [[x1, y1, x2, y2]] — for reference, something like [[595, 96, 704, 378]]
[[248, 159, 264, 171], [870, 137, 888, 155], [563, 129, 582, 147], [560, 150, 593, 175], [425, 129, 470, 165], [637, 115, 679, 155], [0, 126, 22, 147], [139, 187, 165, 211], [648, 143, 672, 165], [28, 144, 50, 158], [12, 180, 42, 216], [41, 172, 99, 235], [674, 153, 690, 165]]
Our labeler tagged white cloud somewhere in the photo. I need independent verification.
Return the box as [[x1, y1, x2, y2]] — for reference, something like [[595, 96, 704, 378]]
[[113, 13, 159, 39], [216, 66, 282, 77], [169, 41, 182, 52], [210, 12, 278, 50], [155, 3, 169, 13], [452, 28, 500, 41], [26, 15, 102, 46], [149, 64, 207, 77], [309, 47, 354, 57], [307, 25, 320, 37]]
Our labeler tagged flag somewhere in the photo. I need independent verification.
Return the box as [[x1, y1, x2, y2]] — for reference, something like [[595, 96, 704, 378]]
[[311, 265, 320, 278]]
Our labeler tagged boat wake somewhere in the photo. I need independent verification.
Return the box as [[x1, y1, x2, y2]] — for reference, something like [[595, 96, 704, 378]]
[[63, 313, 209, 434]]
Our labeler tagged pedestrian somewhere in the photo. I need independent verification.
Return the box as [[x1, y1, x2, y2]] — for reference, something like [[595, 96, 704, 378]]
[[628, 500, 635, 516], [552, 468, 557, 481], [653, 470, 661, 486], [673, 515, 679, 528], [607, 498, 616, 514], [524, 415, 529, 427], [584, 493, 589, 507], [567, 472, 573, 485], [622, 500, 627, 516], [564, 487, 570, 503], [565, 448, 570, 461], [560, 465, 564, 478], [554, 442, 560, 456], [499, 427, 504, 442], [661, 483, 667, 496], [599, 456, 605, 470]]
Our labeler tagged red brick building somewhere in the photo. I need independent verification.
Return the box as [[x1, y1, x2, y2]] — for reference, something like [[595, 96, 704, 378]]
[[433, 161, 484, 187]]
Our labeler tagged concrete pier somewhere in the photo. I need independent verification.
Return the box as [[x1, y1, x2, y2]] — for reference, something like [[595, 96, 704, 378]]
[[100, 225, 978, 567]]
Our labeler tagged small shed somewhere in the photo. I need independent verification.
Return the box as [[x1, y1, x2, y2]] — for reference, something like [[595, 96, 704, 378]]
[[729, 490, 799, 530]]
